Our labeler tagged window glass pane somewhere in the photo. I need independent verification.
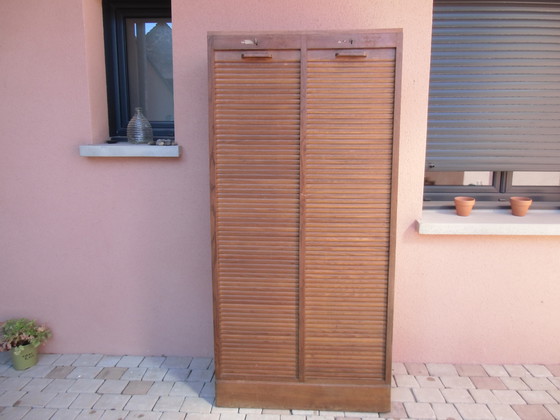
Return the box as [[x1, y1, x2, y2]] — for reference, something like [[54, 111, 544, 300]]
[[512, 172, 560, 186], [126, 19, 173, 122], [425, 171, 493, 186]]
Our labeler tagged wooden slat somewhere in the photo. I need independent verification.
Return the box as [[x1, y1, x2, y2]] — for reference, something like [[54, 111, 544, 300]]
[[212, 50, 301, 380], [302, 49, 396, 382]]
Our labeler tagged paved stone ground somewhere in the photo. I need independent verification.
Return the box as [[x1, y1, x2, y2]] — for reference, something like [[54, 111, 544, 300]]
[[0, 352, 559, 419]]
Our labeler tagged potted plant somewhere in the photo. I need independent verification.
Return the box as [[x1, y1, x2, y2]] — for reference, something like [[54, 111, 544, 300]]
[[0, 318, 52, 370]]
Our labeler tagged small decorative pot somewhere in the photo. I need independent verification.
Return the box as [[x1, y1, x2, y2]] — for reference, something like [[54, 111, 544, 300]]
[[454, 196, 476, 216], [11, 344, 38, 370], [510, 196, 532, 217]]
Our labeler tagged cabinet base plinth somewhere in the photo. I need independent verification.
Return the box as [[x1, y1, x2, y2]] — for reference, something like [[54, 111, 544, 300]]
[[215, 379, 391, 412]]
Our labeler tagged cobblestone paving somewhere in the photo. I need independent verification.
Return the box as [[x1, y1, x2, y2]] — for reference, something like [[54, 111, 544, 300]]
[[1, 353, 559, 419]]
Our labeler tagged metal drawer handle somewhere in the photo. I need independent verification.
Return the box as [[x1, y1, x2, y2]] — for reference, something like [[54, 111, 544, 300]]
[[335, 51, 367, 58], [242, 52, 273, 59]]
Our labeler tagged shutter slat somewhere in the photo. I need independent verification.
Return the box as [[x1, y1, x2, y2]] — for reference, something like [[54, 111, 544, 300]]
[[426, 0, 560, 171]]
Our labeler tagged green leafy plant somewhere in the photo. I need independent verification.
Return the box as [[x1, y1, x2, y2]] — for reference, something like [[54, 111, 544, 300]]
[[0, 318, 52, 356]]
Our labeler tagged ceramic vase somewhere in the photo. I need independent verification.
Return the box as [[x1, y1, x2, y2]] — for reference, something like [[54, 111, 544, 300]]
[[454, 196, 475, 216], [510, 196, 532, 216]]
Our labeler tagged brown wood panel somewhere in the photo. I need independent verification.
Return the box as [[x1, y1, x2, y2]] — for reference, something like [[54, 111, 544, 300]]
[[216, 379, 391, 412], [301, 48, 396, 383], [211, 49, 302, 381]]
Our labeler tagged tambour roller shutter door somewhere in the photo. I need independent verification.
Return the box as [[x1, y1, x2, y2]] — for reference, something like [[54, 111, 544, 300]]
[[211, 49, 302, 380], [209, 31, 401, 412], [303, 47, 396, 382]]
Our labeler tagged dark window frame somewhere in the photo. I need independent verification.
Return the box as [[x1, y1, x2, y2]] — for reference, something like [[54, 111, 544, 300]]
[[424, 171, 560, 203], [102, 0, 174, 140]]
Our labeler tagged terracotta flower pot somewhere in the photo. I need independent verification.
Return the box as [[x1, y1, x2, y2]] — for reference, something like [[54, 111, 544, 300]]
[[454, 196, 475, 216], [510, 196, 532, 217]]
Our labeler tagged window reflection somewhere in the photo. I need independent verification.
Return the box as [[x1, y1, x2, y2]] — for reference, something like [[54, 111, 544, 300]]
[[512, 172, 560, 186], [424, 171, 493, 186], [126, 19, 174, 122]]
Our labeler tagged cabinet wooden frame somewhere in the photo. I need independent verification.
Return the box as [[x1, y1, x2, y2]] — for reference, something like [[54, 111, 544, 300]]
[[208, 30, 402, 412]]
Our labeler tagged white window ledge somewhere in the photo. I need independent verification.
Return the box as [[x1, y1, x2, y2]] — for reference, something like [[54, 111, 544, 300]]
[[80, 143, 181, 158], [419, 208, 560, 236]]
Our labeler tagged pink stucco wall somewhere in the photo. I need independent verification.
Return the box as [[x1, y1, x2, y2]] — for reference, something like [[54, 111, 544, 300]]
[[1, 0, 559, 363]]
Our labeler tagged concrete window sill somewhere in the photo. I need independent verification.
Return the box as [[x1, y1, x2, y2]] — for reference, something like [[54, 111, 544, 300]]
[[418, 209, 560, 236], [79, 143, 181, 158]]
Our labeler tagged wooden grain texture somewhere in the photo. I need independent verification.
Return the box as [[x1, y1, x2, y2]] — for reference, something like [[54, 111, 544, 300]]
[[216, 379, 391, 412]]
